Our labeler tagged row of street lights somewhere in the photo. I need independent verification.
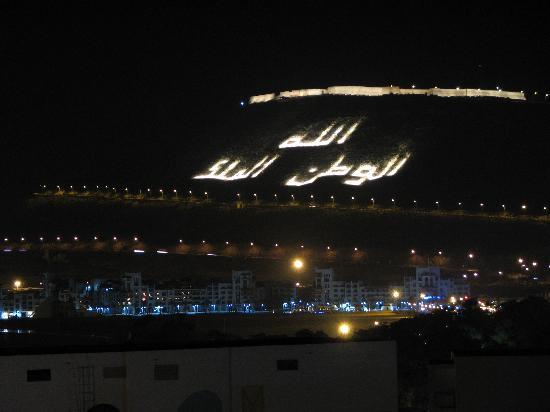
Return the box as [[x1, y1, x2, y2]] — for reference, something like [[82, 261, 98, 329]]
[[2, 234, 528, 263], [40, 186, 548, 214]]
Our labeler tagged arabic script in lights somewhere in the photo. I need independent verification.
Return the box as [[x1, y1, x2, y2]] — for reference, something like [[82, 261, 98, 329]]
[[279, 120, 362, 149], [285, 153, 410, 186], [193, 155, 279, 181]]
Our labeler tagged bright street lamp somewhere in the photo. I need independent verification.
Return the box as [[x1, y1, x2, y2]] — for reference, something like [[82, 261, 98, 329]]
[[292, 258, 304, 270], [338, 322, 351, 337]]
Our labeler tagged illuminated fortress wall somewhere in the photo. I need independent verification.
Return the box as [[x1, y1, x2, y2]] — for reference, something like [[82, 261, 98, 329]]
[[249, 86, 525, 103]]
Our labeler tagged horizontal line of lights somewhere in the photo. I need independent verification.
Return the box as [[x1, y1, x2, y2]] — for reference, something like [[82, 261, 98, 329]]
[[35, 191, 544, 213]]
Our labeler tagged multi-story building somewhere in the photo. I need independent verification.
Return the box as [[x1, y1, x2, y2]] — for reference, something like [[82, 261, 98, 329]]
[[206, 282, 233, 310], [0, 288, 44, 318], [313, 268, 404, 310], [403, 266, 470, 301], [232, 270, 255, 310]]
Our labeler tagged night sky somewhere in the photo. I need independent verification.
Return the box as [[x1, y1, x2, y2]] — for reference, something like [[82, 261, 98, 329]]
[[1, 2, 549, 194]]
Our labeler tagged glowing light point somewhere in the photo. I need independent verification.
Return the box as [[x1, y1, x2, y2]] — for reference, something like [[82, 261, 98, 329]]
[[292, 258, 304, 270], [338, 322, 351, 336]]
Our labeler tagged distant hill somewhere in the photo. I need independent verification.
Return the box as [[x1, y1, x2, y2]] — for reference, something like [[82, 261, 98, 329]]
[[193, 95, 550, 209]]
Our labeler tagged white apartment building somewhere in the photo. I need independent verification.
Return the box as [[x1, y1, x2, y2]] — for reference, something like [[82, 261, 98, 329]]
[[403, 267, 470, 301]]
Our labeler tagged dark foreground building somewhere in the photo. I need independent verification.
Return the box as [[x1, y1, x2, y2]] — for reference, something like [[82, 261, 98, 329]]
[[0, 340, 398, 412]]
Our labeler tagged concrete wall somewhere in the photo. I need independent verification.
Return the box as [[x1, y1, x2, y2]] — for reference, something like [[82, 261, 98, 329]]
[[249, 86, 525, 103], [0, 340, 398, 412]]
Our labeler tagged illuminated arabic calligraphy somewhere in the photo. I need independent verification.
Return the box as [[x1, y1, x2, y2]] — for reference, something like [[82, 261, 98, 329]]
[[193, 115, 411, 186], [193, 155, 279, 181], [285, 153, 410, 186], [279, 120, 362, 149]]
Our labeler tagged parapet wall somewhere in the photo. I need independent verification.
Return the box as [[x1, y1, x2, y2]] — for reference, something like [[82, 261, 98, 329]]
[[249, 86, 525, 104]]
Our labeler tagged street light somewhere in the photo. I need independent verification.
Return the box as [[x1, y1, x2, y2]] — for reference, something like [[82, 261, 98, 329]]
[[253, 193, 258, 201], [204, 191, 209, 200], [502, 204, 506, 212], [435, 200, 439, 210], [330, 195, 334, 205], [371, 197, 375, 206], [338, 322, 351, 337], [292, 258, 304, 270], [392, 290, 400, 299], [480, 203, 484, 211], [14, 280, 21, 290], [391, 198, 395, 207]]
